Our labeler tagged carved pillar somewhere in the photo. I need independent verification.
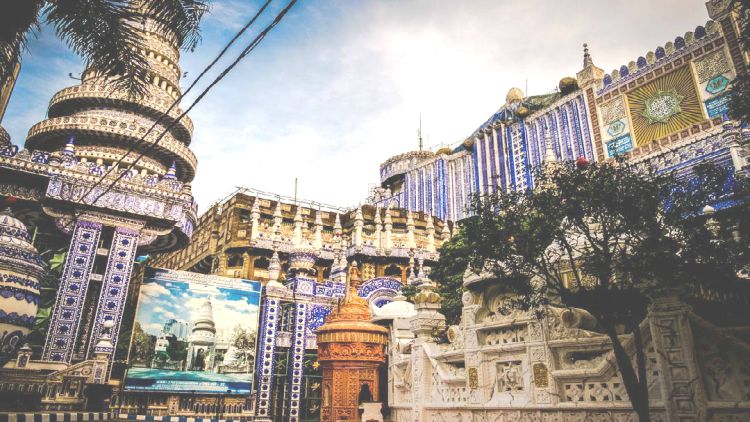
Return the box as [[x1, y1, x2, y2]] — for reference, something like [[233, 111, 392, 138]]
[[286, 301, 308, 422], [254, 297, 281, 421], [460, 291, 484, 405], [648, 297, 707, 421], [87, 227, 140, 376], [242, 251, 252, 279], [43, 220, 102, 363]]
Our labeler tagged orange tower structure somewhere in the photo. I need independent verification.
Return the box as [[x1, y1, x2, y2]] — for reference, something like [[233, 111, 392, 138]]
[[316, 263, 388, 422]]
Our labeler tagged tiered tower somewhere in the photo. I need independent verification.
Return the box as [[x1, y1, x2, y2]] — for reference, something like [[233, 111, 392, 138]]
[[26, 19, 195, 184], [186, 298, 217, 370], [7, 15, 201, 370]]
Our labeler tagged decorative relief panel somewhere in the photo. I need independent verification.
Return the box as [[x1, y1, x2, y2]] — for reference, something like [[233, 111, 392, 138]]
[[627, 66, 704, 146], [87, 227, 140, 365], [42, 220, 102, 363]]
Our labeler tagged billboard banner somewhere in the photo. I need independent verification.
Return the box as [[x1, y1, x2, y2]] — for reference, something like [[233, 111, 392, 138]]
[[124, 268, 262, 394]]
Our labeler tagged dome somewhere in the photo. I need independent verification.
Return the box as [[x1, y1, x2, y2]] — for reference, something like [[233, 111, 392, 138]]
[[506, 87, 525, 104], [0, 208, 44, 366], [515, 106, 530, 118], [436, 147, 453, 156], [559, 77, 579, 95], [372, 294, 416, 322]]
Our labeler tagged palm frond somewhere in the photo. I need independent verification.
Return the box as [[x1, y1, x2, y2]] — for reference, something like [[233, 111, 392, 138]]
[[0, 0, 41, 88], [44, 0, 150, 97], [142, 0, 210, 52]]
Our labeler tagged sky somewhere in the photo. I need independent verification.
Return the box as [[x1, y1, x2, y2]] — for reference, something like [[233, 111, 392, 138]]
[[136, 278, 260, 338], [2, 0, 711, 212]]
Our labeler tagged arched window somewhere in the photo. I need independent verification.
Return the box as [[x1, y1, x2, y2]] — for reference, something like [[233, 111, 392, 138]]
[[254, 256, 269, 269], [227, 253, 243, 267]]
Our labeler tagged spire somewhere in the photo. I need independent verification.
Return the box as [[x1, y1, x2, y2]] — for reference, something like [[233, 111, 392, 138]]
[[374, 206, 383, 251], [250, 199, 260, 241], [353, 205, 364, 250], [313, 209, 323, 250], [164, 161, 177, 179], [441, 221, 451, 241], [576, 42, 605, 89], [406, 210, 416, 250], [582, 43, 593, 68], [292, 205, 303, 246], [268, 250, 281, 284], [383, 205, 393, 251], [425, 214, 435, 252]]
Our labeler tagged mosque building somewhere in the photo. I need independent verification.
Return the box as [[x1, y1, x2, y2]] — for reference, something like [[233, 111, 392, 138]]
[[0, 0, 747, 421]]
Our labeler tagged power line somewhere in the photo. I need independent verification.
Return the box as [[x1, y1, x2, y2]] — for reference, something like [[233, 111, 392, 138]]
[[62, 0, 299, 231], [66, 0, 275, 216]]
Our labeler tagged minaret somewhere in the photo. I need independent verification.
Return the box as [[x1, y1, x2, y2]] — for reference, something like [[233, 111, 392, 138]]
[[250, 198, 261, 241], [383, 205, 393, 251], [292, 204, 304, 246], [187, 297, 217, 370], [333, 212, 343, 250], [25, 16, 196, 183], [353, 206, 364, 250], [425, 214, 435, 252], [313, 209, 323, 250], [374, 206, 383, 251], [406, 210, 416, 250], [272, 200, 283, 243]]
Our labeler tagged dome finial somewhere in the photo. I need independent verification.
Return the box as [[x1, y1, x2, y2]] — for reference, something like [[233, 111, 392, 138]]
[[582, 43, 594, 68], [63, 136, 76, 155], [164, 161, 177, 179]]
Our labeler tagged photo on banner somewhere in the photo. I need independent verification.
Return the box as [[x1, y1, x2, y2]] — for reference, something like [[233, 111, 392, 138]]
[[124, 268, 262, 394]]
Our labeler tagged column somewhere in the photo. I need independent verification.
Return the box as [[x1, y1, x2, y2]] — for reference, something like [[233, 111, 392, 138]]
[[43, 220, 102, 363], [87, 227, 140, 372], [254, 297, 280, 420], [286, 301, 308, 422]]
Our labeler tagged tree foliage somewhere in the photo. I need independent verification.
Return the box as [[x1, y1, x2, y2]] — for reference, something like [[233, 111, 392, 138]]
[[429, 228, 471, 326], [0, 0, 209, 97], [463, 159, 749, 421]]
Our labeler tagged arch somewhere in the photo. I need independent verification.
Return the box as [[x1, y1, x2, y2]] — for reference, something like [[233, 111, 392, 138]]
[[226, 252, 243, 267], [357, 277, 403, 308], [253, 256, 269, 269], [383, 264, 402, 278]]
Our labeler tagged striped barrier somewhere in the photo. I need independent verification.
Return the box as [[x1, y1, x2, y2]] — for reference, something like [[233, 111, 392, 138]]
[[0, 413, 256, 422], [0, 413, 110, 422]]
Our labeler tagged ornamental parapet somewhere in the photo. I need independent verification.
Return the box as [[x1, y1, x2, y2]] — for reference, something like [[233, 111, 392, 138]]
[[47, 84, 193, 140], [26, 114, 197, 181]]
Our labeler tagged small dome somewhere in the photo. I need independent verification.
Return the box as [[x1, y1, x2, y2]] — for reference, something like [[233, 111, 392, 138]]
[[558, 77, 578, 95], [506, 87, 525, 104], [515, 106, 530, 118], [436, 147, 452, 156], [0, 209, 44, 273], [462, 138, 475, 150], [372, 295, 416, 321]]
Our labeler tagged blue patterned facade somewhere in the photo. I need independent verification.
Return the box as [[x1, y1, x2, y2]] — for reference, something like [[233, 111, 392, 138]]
[[42, 220, 102, 363], [254, 270, 403, 422], [87, 227, 139, 364]]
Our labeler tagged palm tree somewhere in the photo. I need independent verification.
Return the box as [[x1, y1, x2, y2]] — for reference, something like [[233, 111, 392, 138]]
[[0, 0, 209, 97]]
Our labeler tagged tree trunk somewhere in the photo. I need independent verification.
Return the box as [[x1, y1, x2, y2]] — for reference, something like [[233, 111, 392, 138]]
[[601, 320, 651, 422]]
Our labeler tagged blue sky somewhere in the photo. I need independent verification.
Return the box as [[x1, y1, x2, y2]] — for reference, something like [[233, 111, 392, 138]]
[[3, 0, 710, 211], [136, 278, 260, 337]]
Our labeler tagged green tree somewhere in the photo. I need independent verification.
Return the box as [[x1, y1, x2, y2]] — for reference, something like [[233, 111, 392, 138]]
[[463, 160, 749, 422], [130, 322, 155, 365], [0, 0, 209, 97], [730, 0, 750, 123], [429, 228, 471, 326]]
